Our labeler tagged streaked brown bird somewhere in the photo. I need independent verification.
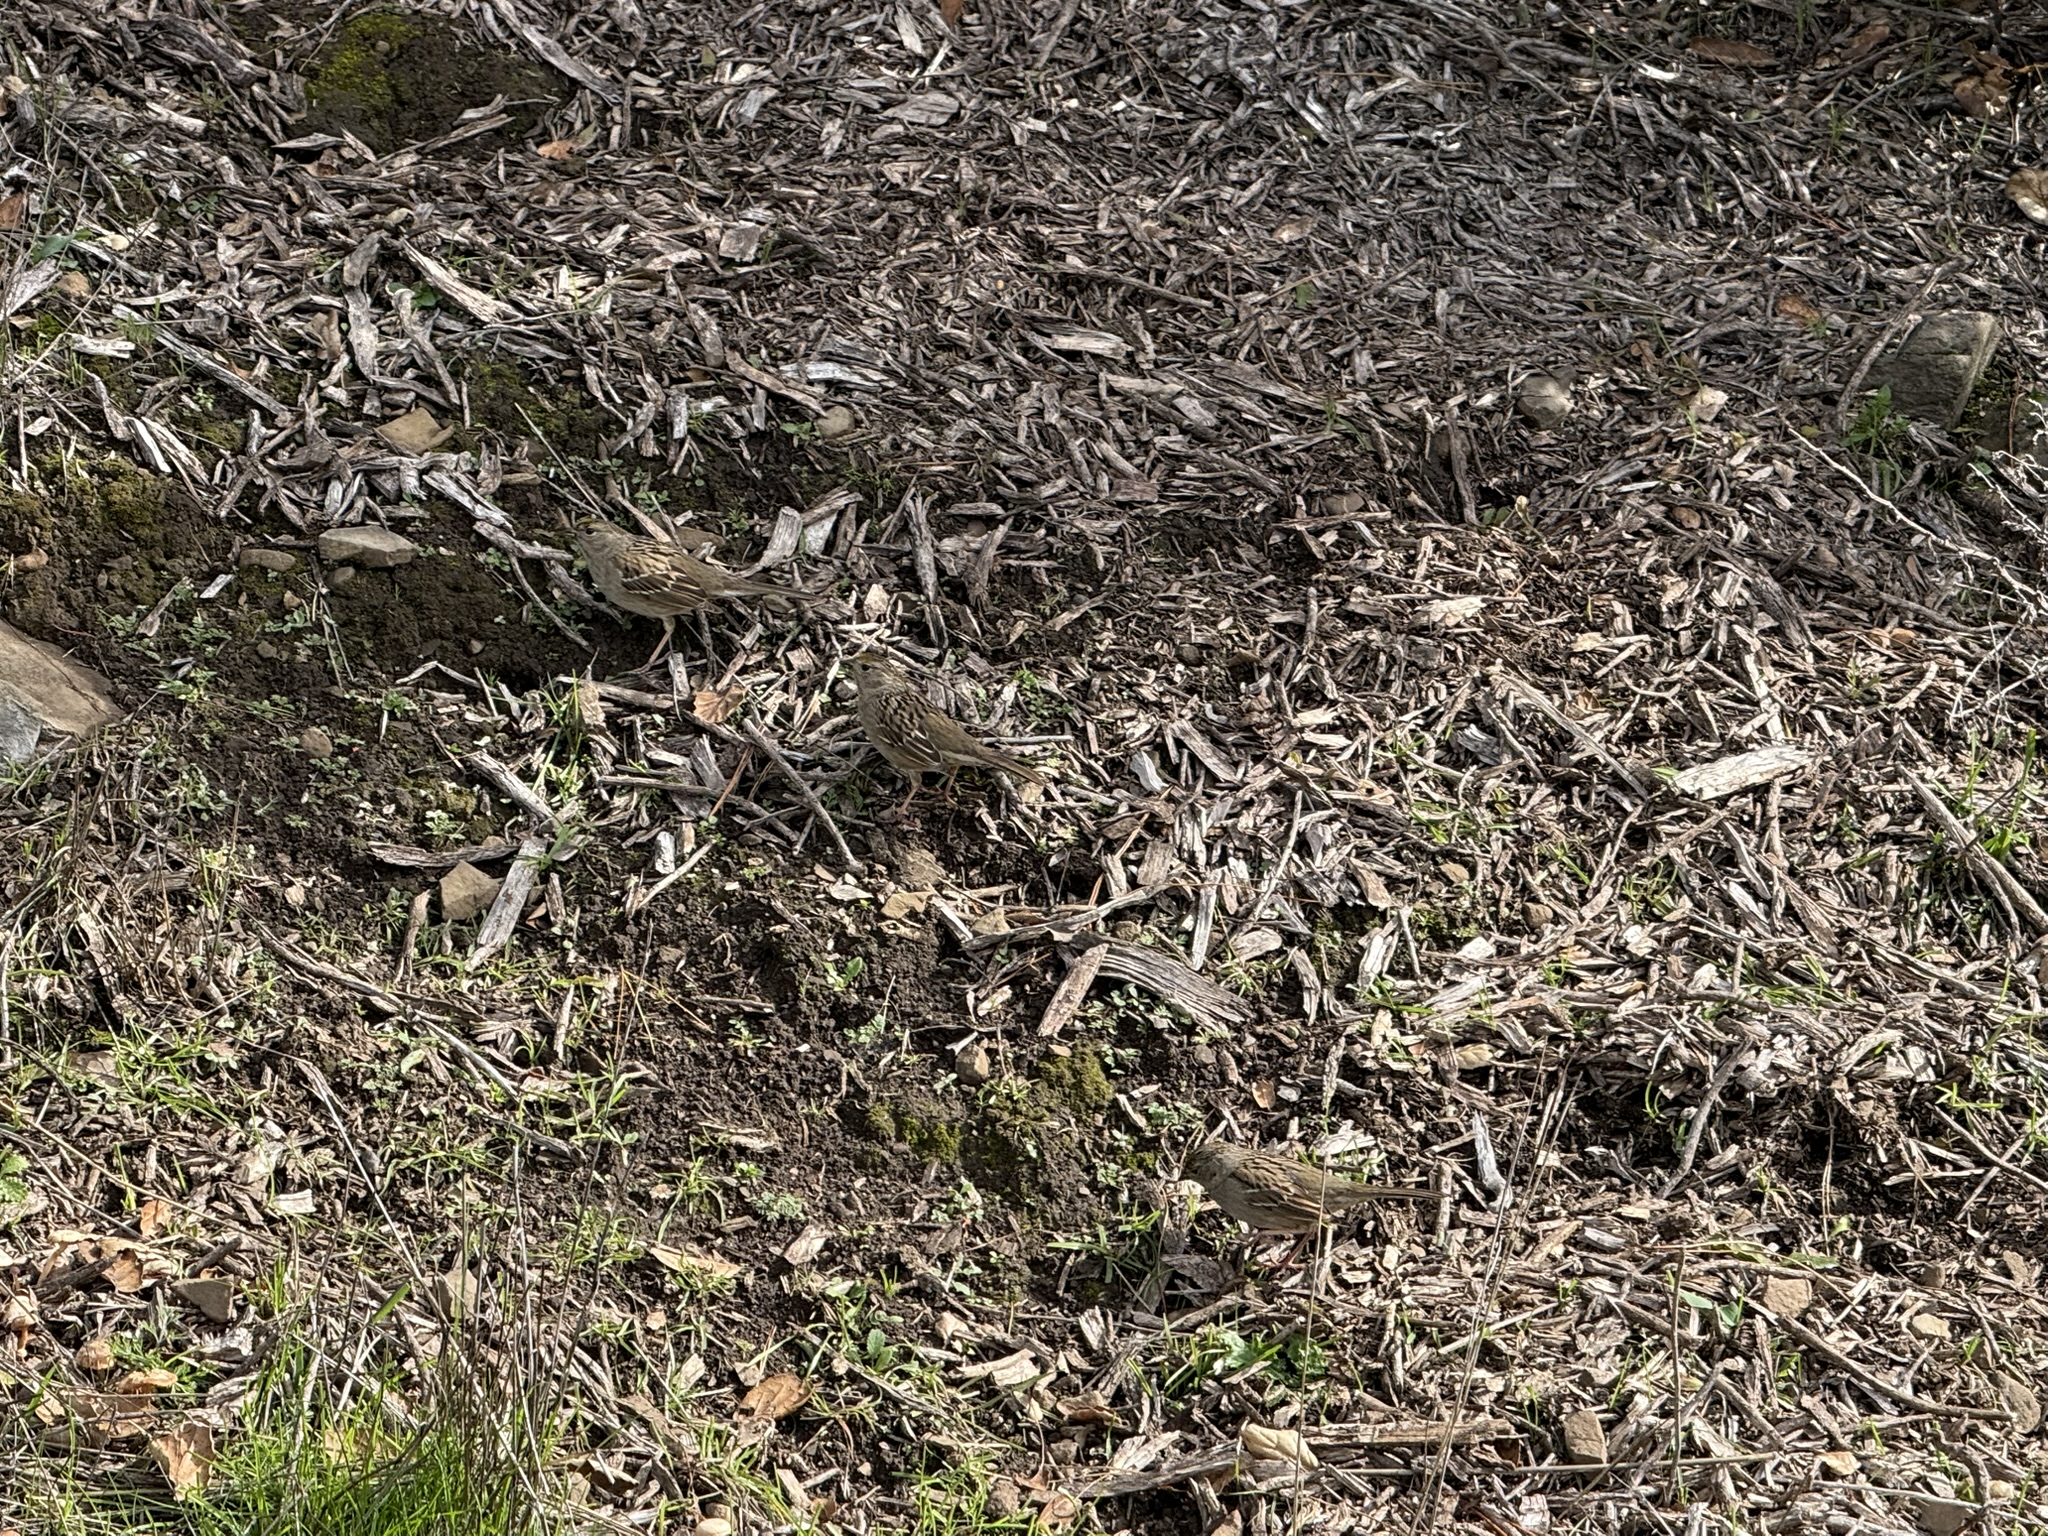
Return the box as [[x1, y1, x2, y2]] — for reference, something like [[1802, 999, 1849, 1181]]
[[574, 515, 803, 666], [1184, 1141, 1432, 1238], [847, 654, 1048, 812]]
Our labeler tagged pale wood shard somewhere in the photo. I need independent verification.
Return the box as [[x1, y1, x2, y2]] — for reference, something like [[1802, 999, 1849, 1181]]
[[1669, 744, 1813, 800]]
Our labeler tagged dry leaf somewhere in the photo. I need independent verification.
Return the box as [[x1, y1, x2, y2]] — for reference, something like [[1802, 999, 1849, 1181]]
[[1034, 1491, 1081, 1531], [940, 0, 964, 22], [1058, 1390, 1120, 1426], [959, 1348, 1041, 1389], [738, 1372, 810, 1421], [1842, 21, 1889, 61], [150, 1422, 215, 1496], [692, 686, 744, 725], [1689, 37, 1775, 67], [0, 191, 25, 231], [105, 1250, 146, 1295], [375, 406, 451, 455], [536, 138, 578, 161], [75, 1337, 116, 1373], [1775, 294, 1823, 325], [1956, 71, 2009, 119], [113, 1367, 179, 1396], [1241, 1422, 1319, 1469], [648, 1243, 743, 1283], [781, 1224, 832, 1266], [2008, 170, 2048, 226], [137, 1199, 173, 1239]]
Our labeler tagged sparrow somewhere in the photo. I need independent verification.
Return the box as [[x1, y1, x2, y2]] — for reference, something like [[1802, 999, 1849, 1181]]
[[846, 654, 1048, 812], [573, 515, 803, 666], [1184, 1141, 1432, 1237]]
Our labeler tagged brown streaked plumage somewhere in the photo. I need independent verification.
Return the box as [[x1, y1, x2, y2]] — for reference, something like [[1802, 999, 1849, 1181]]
[[847, 655, 1047, 811], [575, 516, 802, 665], [1184, 1141, 1432, 1236]]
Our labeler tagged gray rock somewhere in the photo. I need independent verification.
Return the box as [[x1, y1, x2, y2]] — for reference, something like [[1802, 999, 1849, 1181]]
[[316, 525, 417, 569], [171, 1276, 236, 1323], [0, 693, 40, 763], [1517, 374, 1572, 429], [238, 547, 298, 573], [955, 1041, 992, 1087], [440, 860, 502, 922], [1913, 1497, 1975, 1536], [0, 618, 123, 763], [1872, 311, 1999, 426], [817, 404, 859, 440], [299, 726, 334, 759], [1559, 1408, 1607, 1465]]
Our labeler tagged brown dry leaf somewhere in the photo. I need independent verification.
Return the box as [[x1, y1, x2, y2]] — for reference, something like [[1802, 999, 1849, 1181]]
[[75, 1337, 116, 1373], [136, 1199, 173, 1239], [1842, 21, 1889, 61], [1689, 37, 1775, 67], [105, 1250, 146, 1295], [0, 191, 25, 231], [113, 1367, 179, 1396], [737, 1372, 810, 1421], [1775, 294, 1823, 325], [2008, 170, 2048, 226], [692, 686, 744, 725], [536, 138, 579, 161], [375, 406, 452, 455], [648, 1243, 743, 1283], [940, 0, 964, 23], [1956, 71, 2010, 119], [150, 1422, 216, 1497], [1035, 1492, 1081, 1531], [1241, 1422, 1319, 1469], [1058, 1390, 1120, 1426]]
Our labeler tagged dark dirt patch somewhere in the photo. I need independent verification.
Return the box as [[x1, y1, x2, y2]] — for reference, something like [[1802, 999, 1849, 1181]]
[[297, 8, 562, 155]]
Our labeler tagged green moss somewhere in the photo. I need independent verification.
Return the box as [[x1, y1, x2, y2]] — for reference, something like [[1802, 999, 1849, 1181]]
[[304, 11, 419, 119], [463, 358, 607, 456], [1036, 1043, 1115, 1116], [855, 1096, 961, 1164], [100, 472, 164, 536]]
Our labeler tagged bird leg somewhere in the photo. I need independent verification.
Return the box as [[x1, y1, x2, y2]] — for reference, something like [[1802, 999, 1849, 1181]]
[[894, 774, 921, 817], [639, 616, 676, 671]]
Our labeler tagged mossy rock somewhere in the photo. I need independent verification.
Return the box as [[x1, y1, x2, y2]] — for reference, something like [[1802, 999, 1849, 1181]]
[[301, 10, 561, 155]]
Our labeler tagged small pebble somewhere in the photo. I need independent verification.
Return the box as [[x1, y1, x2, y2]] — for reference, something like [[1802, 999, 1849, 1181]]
[[299, 726, 334, 759], [816, 404, 858, 440], [468, 638, 485, 655], [327, 565, 357, 590], [255, 641, 278, 660], [238, 547, 297, 574], [955, 1042, 992, 1087], [1517, 373, 1572, 429], [1321, 491, 1365, 517]]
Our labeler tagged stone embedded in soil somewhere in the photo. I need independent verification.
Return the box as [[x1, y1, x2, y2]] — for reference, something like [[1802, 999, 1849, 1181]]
[[955, 1041, 992, 1086], [1559, 1408, 1607, 1464], [817, 404, 858, 440], [1872, 311, 1999, 426], [1907, 1311, 1951, 1341], [439, 860, 502, 921], [299, 726, 335, 759], [1761, 1274, 1813, 1319], [1913, 1497, 1974, 1536], [237, 547, 298, 573], [1517, 373, 1572, 428], [316, 525, 417, 569], [0, 618, 124, 763], [171, 1277, 236, 1323], [1999, 1374, 2042, 1432], [327, 565, 357, 589]]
